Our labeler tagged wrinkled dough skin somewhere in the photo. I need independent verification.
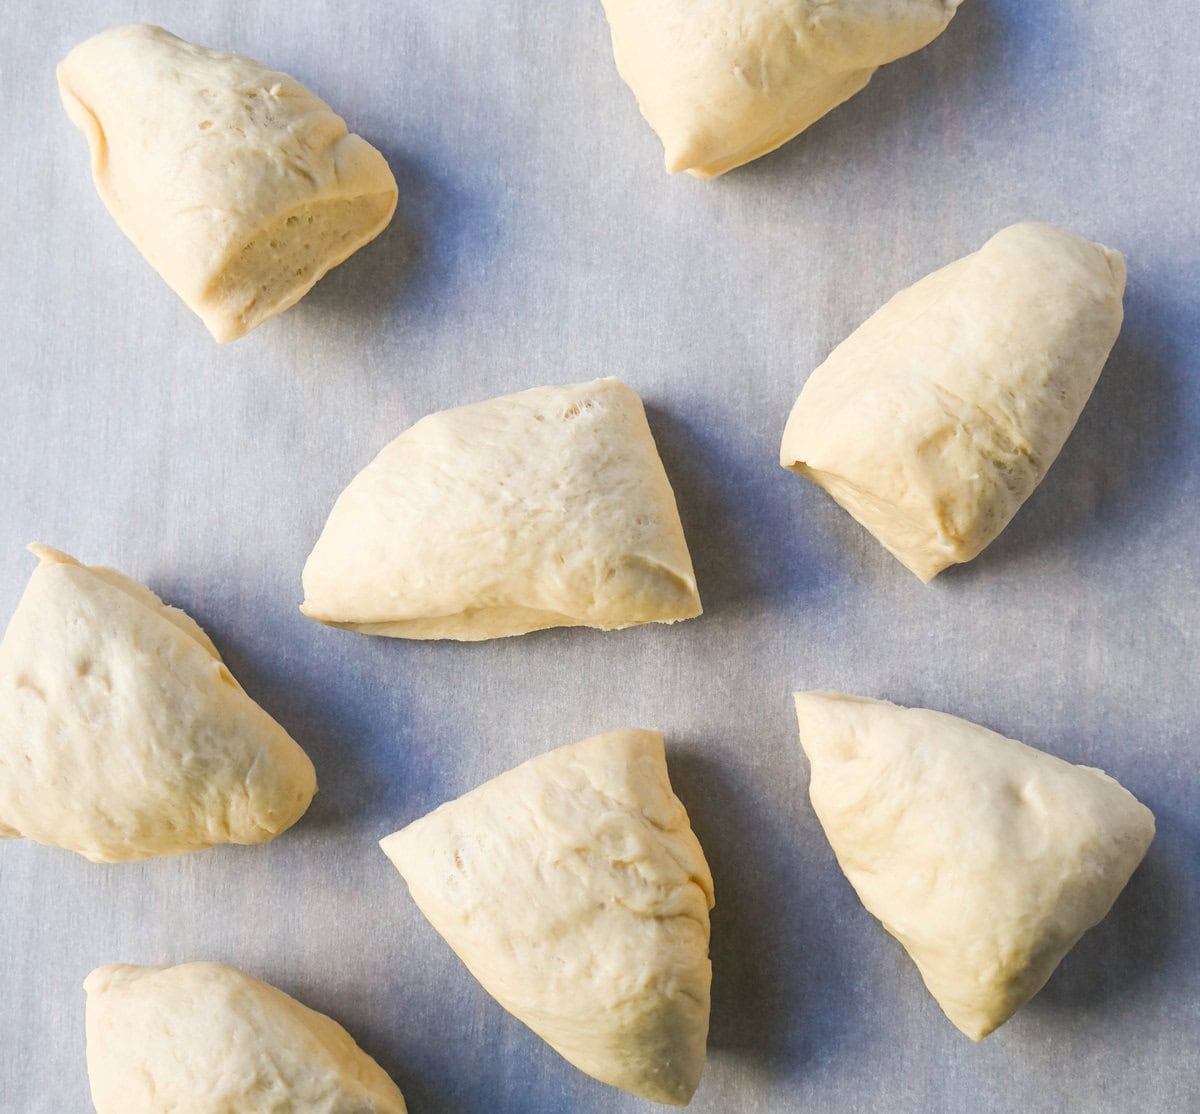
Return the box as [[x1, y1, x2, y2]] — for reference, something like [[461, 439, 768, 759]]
[[57, 24, 398, 341], [781, 223, 1126, 580], [301, 378, 701, 641], [381, 730, 714, 1104], [85, 963, 408, 1113], [794, 692, 1155, 1039], [602, 0, 964, 177], [0, 546, 316, 862]]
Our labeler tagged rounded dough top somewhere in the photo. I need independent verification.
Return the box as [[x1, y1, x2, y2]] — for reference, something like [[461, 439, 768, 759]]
[[85, 962, 408, 1113]]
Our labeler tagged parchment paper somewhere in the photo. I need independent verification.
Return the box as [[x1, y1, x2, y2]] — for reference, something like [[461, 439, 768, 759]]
[[1, 2, 1197, 1111]]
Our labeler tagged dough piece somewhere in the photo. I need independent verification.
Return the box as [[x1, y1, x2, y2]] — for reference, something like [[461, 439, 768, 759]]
[[85, 962, 408, 1113], [58, 24, 398, 342], [301, 378, 701, 641], [380, 729, 714, 1104], [781, 223, 1126, 581], [601, 0, 964, 178], [0, 545, 316, 862], [793, 691, 1155, 1039]]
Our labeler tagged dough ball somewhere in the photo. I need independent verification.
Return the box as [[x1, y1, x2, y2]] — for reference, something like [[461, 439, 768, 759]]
[[781, 222, 1126, 580], [301, 378, 701, 640], [58, 24, 398, 342], [0, 545, 315, 862], [794, 691, 1155, 1039], [85, 962, 407, 1113], [602, 0, 964, 177], [381, 729, 714, 1104]]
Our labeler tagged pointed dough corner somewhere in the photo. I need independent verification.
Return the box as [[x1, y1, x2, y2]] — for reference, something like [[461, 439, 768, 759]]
[[58, 24, 398, 342], [0, 547, 316, 861], [381, 729, 713, 1103], [601, 0, 963, 177], [793, 691, 1154, 1039], [302, 378, 701, 641], [84, 961, 407, 1113]]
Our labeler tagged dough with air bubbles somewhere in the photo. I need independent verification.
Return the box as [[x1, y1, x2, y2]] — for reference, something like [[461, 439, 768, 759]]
[[0, 545, 315, 862], [58, 24, 397, 341]]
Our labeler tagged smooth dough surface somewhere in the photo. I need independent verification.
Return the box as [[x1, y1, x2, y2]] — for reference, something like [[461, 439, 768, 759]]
[[301, 378, 701, 641], [781, 222, 1126, 581], [602, 0, 963, 177], [794, 691, 1155, 1039], [58, 24, 398, 342], [381, 729, 714, 1104], [0, 545, 316, 862], [85, 962, 408, 1113]]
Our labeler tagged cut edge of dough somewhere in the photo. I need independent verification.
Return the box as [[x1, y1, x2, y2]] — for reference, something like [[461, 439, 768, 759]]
[[202, 187, 398, 342], [299, 588, 702, 641]]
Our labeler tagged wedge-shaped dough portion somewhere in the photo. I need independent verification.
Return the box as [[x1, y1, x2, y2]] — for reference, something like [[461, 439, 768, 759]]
[[302, 378, 701, 640], [794, 691, 1155, 1039], [58, 24, 398, 342], [381, 730, 714, 1104], [0, 546, 315, 862], [781, 223, 1126, 581], [602, 0, 964, 177], [85, 962, 407, 1113]]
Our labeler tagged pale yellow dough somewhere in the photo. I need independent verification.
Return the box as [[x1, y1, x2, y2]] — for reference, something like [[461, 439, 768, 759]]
[[781, 222, 1127, 580], [602, 0, 964, 177], [380, 729, 714, 1105], [58, 24, 398, 342], [85, 962, 408, 1113], [794, 692, 1155, 1039], [0, 546, 316, 862], [301, 378, 701, 641]]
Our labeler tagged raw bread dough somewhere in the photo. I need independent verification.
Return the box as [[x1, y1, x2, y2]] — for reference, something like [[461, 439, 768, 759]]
[[301, 378, 701, 640], [380, 729, 714, 1105], [781, 222, 1126, 581], [85, 962, 408, 1113], [58, 24, 398, 342], [601, 0, 964, 177], [793, 691, 1155, 1039], [0, 545, 316, 862]]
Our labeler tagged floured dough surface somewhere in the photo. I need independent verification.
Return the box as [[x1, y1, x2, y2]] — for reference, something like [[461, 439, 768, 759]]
[[794, 691, 1155, 1039], [58, 24, 398, 341], [781, 223, 1126, 580], [301, 377, 701, 640], [85, 962, 408, 1113], [0, 545, 316, 862], [602, 0, 964, 177], [381, 729, 714, 1104]]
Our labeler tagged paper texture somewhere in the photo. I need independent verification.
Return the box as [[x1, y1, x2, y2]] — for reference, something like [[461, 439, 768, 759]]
[[0, 2, 1197, 1111]]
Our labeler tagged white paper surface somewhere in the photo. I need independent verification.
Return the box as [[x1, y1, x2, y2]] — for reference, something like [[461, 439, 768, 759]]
[[1, 2, 1197, 1111]]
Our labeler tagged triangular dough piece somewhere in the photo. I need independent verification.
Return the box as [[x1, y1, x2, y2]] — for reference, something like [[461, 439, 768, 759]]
[[380, 730, 714, 1104], [58, 24, 398, 342], [793, 692, 1155, 1039], [781, 223, 1126, 581], [601, 0, 964, 177], [0, 546, 316, 862], [85, 962, 408, 1113], [301, 378, 702, 641]]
